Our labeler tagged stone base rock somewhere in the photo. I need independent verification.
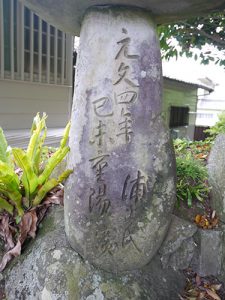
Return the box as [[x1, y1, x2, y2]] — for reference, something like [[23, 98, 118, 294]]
[[3, 207, 225, 299], [159, 215, 197, 271], [159, 215, 225, 280], [191, 229, 224, 277], [4, 207, 185, 300]]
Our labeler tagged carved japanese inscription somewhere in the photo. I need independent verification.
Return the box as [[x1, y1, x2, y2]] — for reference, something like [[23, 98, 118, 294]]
[[65, 7, 176, 273]]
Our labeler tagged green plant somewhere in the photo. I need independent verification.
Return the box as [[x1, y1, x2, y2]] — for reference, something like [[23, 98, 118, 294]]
[[176, 154, 210, 207], [205, 111, 225, 140], [173, 138, 212, 162], [173, 138, 190, 155], [0, 113, 72, 217], [158, 12, 225, 67], [0, 113, 73, 271]]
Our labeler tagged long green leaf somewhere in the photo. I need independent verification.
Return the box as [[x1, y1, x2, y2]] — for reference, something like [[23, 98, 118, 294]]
[[12, 148, 38, 200], [0, 163, 23, 214], [30, 113, 40, 134], [32, 178, 58, 206], [0, 177, 19, 195], [60, 121, 71, 148], [33, 169, 72, 206], [0, 197, 14, 215], [27, 113, 47, 166], [0, 161, 20, 186], [38, 146, 70, 185], [57, 169, 73, 183], [0, 128, 11, 165], [0, 128, 8, 163], [33, 127, 47, 175], [0, 184, 21, 202], [0, 186, 23, 216]]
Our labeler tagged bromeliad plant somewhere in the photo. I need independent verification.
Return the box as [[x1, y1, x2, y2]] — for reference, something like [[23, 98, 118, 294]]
[[0, 113, 72, 271]]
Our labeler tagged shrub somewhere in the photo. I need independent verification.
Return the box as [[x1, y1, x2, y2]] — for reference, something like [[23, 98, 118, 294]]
[[205, 111, 225, 140], [176, 154, 210, 207], [173, 138, 212, 162]]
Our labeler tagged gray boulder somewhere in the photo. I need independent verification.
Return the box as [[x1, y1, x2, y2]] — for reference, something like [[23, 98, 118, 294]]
[[208, 134, 225, 222], [191, 229, 223, 277], [159, 215, 225, 279], [159, 215, 197, 270], [4, 207, 185, 300], [4, 208, 225, 299]]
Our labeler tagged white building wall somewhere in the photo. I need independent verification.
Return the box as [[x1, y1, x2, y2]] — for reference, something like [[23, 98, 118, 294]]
[[0, 80, 71, 129], [196, 87, 225, 127], [0, 0, 74, 135], [0, 0, 73, 85]]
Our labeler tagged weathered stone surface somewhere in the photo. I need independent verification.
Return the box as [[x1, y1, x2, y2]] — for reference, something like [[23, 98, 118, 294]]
[[219, 225, 225, 283], [191, 229, 224, 277], [167, 237, 196, 270], [4, 207, 185, 300], [0, 239, 4, 260], [64, 7, 176, 273], [208, 134, 225, 222], [159, 216, 225, 278], [21, 0, 225, 34], [159, 215, 197, 270]]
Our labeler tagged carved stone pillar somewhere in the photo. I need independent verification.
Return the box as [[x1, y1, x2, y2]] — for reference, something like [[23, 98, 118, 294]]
[[64, 6, 176, 273]]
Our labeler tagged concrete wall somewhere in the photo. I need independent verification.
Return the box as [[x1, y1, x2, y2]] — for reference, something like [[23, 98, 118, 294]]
[[162, 78, 198, 140], [0, 79, 72, 130]]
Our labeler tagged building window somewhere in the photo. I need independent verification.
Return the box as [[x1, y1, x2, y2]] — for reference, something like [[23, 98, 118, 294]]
[[169, 106, 189, 127], [197, 113, 213, 119], [0, 0, 72, 84], [3, 0, 17, 72], [24, 7, 65, 79]]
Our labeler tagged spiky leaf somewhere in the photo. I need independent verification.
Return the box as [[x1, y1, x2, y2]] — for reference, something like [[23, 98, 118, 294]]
[[0, 197, 14, 215], [38, 146, 70, 186], [27, 113, 47, 168], [33, 169, 72, 206], [60, 121, 71, 148], [12, 148, 38, 201], [57, 169, 73, 183], [0, 128, 12, 167], [33, 127, 47, 175], [32, 178, 58, 206]]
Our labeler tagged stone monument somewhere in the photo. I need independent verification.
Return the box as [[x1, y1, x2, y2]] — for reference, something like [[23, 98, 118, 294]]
[[65, 6, 176, 273], [20, 0, 225, 274]]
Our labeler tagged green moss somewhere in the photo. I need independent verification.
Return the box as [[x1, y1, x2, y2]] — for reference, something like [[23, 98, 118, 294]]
[[65, 269, 79, 300], [63, 261, 143, 300], [99, 278, 141, 300], [64, 261, 88, 300]]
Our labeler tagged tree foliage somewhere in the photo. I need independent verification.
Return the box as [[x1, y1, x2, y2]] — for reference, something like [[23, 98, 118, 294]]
[[158, 11, 225, 66], [205, 111, 225, 139]]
